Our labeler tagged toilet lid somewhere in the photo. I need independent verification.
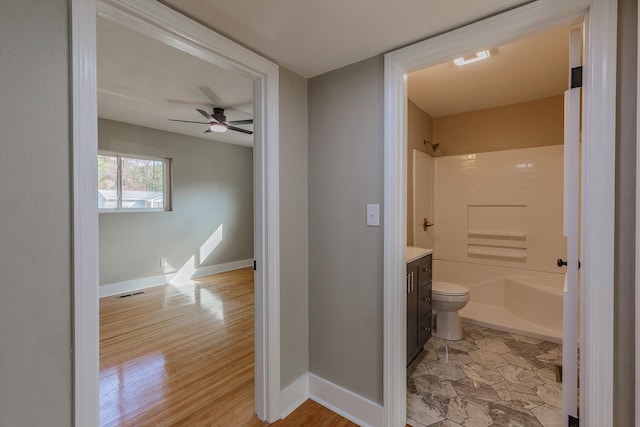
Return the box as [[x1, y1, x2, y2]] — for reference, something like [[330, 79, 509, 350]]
[[432, 281, 469, 296]]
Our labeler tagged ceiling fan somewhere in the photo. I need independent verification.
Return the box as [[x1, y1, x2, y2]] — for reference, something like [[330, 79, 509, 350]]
[[169, 107, 253, 135]]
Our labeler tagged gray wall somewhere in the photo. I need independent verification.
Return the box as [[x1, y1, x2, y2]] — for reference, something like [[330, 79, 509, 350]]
[[307, 8, 640, 414], [98, 119, 253, 285], [0, 1, 72, 426], [279, 67, 310, 387], [308, 56, 385, 404], [2, 1, 637, 425], [614, 0, 637, 424], [407, 101, 434, 246]]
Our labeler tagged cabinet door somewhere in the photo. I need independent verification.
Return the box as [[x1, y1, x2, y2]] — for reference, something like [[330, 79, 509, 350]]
[[419, 283, 432, 316], [418, 254, 432, 288], [418, 254, 432, 347], [406, 261, 419, 365], [419, 311, 432, 345]]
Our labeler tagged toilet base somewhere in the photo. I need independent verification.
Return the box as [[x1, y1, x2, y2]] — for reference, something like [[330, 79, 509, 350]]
[[433, 310, 464, 341]]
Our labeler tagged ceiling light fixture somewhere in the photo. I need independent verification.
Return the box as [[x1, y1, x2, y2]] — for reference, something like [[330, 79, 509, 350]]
[[453, 50, 490, 66], [210, 123, 227, 133]]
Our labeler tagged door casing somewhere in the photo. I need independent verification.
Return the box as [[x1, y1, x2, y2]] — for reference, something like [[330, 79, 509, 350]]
[[383, 1, 617, 426], [70, 0, 281, 424]]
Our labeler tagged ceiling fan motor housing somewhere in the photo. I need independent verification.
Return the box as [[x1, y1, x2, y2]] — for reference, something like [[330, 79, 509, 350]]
[[212, 107, 226, 122]]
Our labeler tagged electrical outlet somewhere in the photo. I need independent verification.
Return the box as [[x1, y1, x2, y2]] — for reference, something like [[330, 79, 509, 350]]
[[160, 258, 168, 267]]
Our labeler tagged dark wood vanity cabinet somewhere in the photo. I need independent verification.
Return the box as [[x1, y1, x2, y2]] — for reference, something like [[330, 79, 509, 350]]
[[407, 253, 432, 366]]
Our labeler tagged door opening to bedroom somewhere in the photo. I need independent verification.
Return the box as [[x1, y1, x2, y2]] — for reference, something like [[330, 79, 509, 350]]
[[96, 13, 258, 426]]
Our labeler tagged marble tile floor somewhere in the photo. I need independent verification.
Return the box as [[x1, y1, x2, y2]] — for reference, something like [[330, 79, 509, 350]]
[[407, 323, 565, 427]]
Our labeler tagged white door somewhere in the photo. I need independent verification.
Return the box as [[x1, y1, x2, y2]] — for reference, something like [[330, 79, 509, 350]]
[[413, 149, 434, 249], [561, 25, 582, 427]]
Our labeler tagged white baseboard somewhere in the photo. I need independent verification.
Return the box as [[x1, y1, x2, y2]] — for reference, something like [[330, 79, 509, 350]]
[[192, 258, 253, 279], [99, 273, 173, 298], [99, 258, 253, 298], [278, 373, 384, 426], [280, 374, 310, 419], [308, 373, 384, 427]]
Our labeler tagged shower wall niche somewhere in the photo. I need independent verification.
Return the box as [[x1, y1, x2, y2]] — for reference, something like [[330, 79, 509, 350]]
[[434, 146, 565, 274]]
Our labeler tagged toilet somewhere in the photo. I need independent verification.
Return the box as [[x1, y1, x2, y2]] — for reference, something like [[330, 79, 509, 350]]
[[431, 281, 470, 341]]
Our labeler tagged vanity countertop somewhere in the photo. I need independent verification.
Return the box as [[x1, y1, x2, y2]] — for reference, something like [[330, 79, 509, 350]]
[[406, 246, 433, 263]]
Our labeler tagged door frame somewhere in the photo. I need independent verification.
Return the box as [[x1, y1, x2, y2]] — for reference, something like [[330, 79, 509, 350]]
[[383, 0, 617, 426], [636, 2, 640, 424], [71, 0, 281, 425]]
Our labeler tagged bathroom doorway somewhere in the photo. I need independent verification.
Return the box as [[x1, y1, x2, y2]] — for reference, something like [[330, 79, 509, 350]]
[[385, 3, 615, 421], [403, 23, 583, 427]]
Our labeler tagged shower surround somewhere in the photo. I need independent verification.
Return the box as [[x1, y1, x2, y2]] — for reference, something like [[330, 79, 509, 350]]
[[432, 145, 566, 340]]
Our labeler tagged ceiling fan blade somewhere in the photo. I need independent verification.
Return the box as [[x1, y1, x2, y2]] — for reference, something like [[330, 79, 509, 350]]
[[166, 98, 211, 107], [227, 119, 253, 125], [227, 125, 254, 135], [204, 128, 212, 133], [169, 119, 211, 124], [198, 86, 223, 106], [196, 108, 212, 120]]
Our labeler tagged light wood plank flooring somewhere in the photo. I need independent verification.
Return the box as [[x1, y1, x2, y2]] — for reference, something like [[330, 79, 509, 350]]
[[100, 268, 357, 426]]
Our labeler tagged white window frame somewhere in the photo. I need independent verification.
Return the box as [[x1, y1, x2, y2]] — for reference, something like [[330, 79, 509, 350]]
[[98, 151, 172, 212]]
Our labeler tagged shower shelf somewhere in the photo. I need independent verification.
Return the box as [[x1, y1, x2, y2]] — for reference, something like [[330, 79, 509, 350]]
[[467, 244, 527, 260], [467, 229, 527, 239]]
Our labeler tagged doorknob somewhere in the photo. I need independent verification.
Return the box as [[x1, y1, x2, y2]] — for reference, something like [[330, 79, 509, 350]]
[[423, 217, 434, 231], [557, 258, 581, 269]]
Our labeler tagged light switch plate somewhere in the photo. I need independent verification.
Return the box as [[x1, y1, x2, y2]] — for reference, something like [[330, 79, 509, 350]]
[[366, 204, 380, 226]]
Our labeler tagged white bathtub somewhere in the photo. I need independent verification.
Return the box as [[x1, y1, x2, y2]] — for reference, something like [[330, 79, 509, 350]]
[[435, 260, 565, 342]]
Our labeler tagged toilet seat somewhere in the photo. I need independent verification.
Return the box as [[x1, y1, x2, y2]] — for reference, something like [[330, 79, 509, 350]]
[[432, 281, 469, 297]]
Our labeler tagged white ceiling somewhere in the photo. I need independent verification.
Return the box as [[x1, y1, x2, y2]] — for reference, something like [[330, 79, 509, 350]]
[[159, 0, 529, 78], [408, 27, 570, 117], [97, 16, 255, 147], [97, 0, 563, 146]]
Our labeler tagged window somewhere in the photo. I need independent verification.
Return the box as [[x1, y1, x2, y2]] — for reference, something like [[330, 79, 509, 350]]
[[98, 153, 171, 211]]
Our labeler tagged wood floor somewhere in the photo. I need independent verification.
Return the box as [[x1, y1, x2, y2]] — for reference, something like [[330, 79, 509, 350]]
[[100, 268, 357, 426]]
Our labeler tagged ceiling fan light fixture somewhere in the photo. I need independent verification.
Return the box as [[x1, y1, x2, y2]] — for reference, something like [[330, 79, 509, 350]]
[[210, 123, 227, 133], [453, 50, 490, 66], [171, 107, 253, 135]]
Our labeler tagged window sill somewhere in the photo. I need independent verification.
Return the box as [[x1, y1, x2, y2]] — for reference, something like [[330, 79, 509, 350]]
[[99, 209, 170, 213]]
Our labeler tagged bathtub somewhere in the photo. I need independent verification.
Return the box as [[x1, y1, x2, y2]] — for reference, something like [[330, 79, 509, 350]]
[[435, 260, 565, 342]]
